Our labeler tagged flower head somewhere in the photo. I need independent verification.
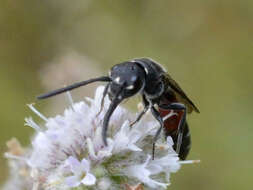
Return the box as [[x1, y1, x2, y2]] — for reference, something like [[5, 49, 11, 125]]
[[3, 86, 199, 190]]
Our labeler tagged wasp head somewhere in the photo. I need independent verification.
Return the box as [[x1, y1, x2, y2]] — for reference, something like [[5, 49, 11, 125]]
[[102, 62, 146, 145], [108, 61, 146, 101]]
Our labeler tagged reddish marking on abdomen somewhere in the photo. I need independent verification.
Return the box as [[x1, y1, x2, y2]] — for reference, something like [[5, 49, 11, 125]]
[[158, 108, 183, 134]]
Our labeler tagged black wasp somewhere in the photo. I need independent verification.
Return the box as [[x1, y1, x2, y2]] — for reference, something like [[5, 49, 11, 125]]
[[38, 58, 200, 160]]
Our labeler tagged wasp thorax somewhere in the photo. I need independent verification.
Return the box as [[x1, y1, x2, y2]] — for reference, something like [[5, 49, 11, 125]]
[[108, 62, 146, 101]]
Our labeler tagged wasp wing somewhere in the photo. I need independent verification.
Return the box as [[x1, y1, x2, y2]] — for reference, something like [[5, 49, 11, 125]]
[[163, 73, 200, 113]]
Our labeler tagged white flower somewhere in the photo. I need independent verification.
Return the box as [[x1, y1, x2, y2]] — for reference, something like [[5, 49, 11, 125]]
[[125, 155, 169, 189], [65, 156, 96, 187], [112, 120, 142, 153], [3, 86, 199, 190]]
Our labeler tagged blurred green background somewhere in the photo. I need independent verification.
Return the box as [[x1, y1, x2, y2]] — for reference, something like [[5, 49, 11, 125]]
[[1, 0, 253, 189]]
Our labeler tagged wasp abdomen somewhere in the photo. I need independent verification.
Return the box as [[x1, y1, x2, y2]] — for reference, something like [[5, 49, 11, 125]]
[[158, 108, 191, 160]]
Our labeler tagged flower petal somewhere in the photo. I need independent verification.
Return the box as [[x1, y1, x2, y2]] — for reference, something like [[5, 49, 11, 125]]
[[66, 156, 82, 174], [81, 173, 96, 186], [81, 158, 90, 172], [65, 175, 81, 187], [128, 144, 142, 152], [166, 136, 174, 147]]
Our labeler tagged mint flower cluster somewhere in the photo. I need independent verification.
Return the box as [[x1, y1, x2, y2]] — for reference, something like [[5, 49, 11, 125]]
[[3, 86, 198, 190]]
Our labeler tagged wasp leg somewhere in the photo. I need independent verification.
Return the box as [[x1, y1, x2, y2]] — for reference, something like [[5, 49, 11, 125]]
[[150, 106, 164, 160], [130, 97, 149, 127], [96, 83, 110, 117], [130, 95, 149, 126], [130, 106, 149, 127], [159, 103, 186, 155]]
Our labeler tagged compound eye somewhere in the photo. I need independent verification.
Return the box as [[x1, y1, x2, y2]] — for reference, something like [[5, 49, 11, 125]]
[[125, 76, 143, 94]]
